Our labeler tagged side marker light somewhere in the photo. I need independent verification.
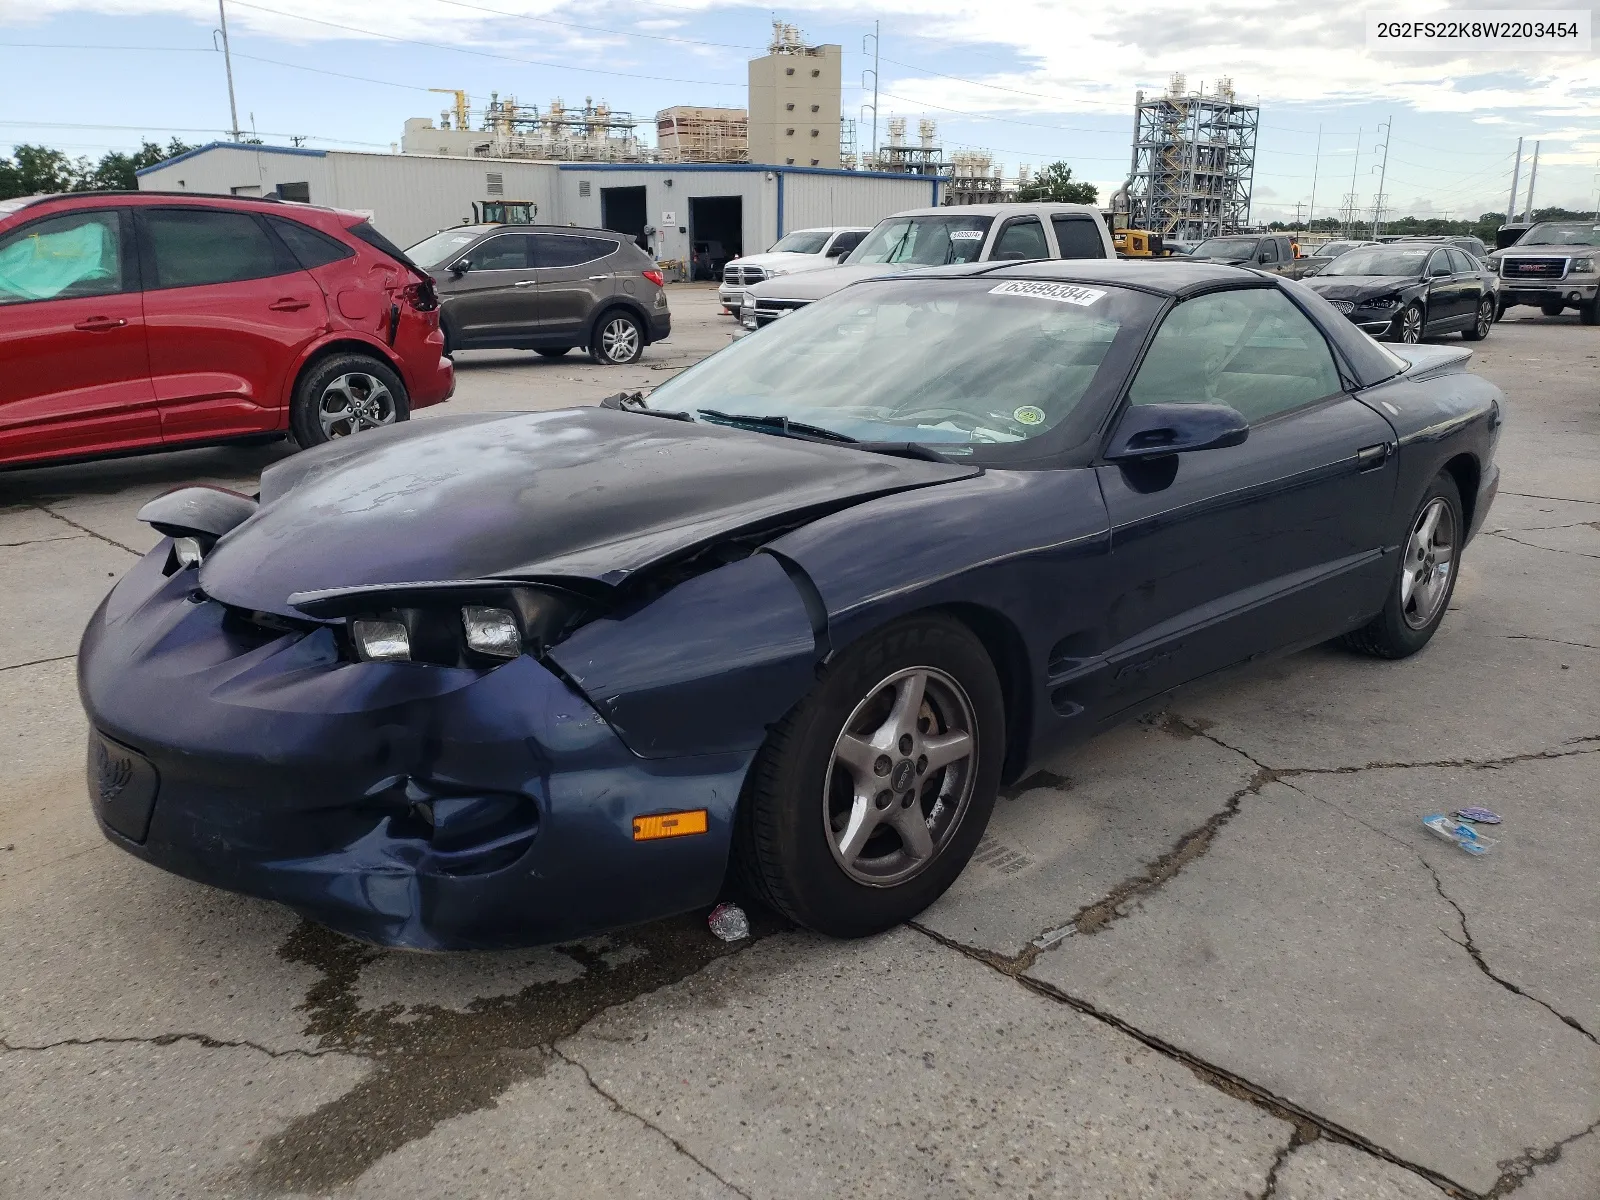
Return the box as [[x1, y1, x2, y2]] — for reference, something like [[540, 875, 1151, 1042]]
[[632, 810, 709, 841]]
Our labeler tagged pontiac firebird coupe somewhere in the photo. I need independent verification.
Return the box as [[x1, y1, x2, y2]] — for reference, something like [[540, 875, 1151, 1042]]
[[79, 260, 1502, 950]]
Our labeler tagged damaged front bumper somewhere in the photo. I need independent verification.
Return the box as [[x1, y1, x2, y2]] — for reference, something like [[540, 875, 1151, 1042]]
[[77, 545, 748, 950]]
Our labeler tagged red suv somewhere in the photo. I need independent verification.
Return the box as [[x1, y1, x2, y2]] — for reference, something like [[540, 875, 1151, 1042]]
[[0, 191, 453, 469]]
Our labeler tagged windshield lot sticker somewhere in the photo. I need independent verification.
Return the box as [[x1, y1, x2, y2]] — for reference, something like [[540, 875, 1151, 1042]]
[[1013, 405, 1046, 425], [989, 281, 1106, 306], [950, 229, 986, 240]]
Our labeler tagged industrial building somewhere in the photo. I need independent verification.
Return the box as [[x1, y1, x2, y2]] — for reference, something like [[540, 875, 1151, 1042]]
[[656, 107, 749, 164], [748, 23, 843, 169], [401, 94, 646, 163], [135, 143, 941, 269], [1125, 75, 1258, 240]]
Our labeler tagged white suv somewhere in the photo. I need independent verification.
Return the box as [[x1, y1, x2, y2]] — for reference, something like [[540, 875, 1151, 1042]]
[[718, 226, 871, 314], [739, 203, 1113, 331]]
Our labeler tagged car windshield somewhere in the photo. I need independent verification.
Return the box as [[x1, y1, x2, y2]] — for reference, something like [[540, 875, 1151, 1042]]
[[1319, 246, 1430, 277], [1520, 222, 1600, 247], [1314, 241, 1362, 257], [405, 228, 485, 268], [1192, 238, 1259, 259], [769, 230, 831, 254], [844, 215, 994, 266], [642, 277, 1154, 451]]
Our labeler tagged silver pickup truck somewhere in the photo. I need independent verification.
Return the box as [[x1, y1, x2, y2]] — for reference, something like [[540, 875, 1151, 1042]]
[[1486, 221, 1600, 323], [737, 202, 1114, 332]]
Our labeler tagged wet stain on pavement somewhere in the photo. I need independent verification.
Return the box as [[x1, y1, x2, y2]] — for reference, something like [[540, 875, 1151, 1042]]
[[239, 912, 781, 1195]]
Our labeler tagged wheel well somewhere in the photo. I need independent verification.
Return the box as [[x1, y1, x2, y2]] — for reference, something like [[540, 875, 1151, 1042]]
[[590, 301, 651, 345], [1442, 453, 1480, 532], [292, 339, 403, 402], [939, 602, 1034, 785]]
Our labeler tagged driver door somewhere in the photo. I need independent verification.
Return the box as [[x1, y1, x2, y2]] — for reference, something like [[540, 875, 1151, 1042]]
[[447, 233, 537, 345], [1089, 287, 1398, 715], [1424, 250, 1462, 329]]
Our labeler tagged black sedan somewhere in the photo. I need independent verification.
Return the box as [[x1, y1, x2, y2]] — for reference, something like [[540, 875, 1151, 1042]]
[[1304, 243, 1496, 342], [79, 261, 1503, 950]]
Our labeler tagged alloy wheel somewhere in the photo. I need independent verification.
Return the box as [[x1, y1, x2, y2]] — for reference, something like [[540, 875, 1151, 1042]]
[[1400, 497, 1456, 629], [1475, 300, 1492, 338], [822, 667, 978, 887], [318, 373, 397, 439], [600, 317, 641, 363], [1399, 306, 1424, 343]]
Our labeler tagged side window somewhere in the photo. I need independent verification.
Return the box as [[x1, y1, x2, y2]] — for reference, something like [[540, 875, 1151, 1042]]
[[1256, 239, 1279, 264], [991, 217, 1048, 261], [1051, 215, 1106, 259], [1427, 252, 1452, 278], [0, 210, 126, 305], [828, 230, 865, 256], [531, 234, 617, 268], [1447, 249, 1476, 274], [466, 235, 532, 271], [145, 209, 286, 289], [267, 217, 355, 270], [1127, 288, 1343, 423]]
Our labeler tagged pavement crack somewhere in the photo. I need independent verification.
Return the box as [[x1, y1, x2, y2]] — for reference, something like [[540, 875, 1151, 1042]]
[[908, 922, 1476, 1199], [0, 533, 86, 548], [28, 502, 142, 556], [1498, 490, 1600, 506], [551, 1043, 754, 1200], [0, 653, 76, 672], [1497, 633, 1600, 651], [0, 1032, 334, 1059], [1258, 1123, 1320, 1200], [1422, 862, 1599, 1048], [1486, 530, 1600, 560], [1486, 1116, 1600, 1197]]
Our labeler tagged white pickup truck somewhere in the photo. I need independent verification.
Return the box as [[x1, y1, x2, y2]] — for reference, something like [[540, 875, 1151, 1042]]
[[739, 203, 1113, 332], [718, 226, 871, 314]]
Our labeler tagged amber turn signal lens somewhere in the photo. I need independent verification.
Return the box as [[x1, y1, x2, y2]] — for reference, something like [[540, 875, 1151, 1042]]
[[632, 810, 708, 841]]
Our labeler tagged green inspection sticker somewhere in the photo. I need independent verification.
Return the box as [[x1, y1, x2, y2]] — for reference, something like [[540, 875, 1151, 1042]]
[[1013, 405, 1046, 425]]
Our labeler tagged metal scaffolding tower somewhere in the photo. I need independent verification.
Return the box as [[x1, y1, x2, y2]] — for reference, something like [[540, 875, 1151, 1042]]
[[1127, 75, 1258, 240]]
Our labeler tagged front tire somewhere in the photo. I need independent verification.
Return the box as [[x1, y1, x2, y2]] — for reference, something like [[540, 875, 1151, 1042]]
[[1541, 301, 1565, 317], [1391, 303, 1425, 344], [589, 310, 645, 365], [1461, 297, 1493, 340], [290, 353, 409, 448], [1580, 297, 1599, 326], [1342, 473, 1462, 659], [536, 347, 573, 358], [734, 614, 1005, 938]]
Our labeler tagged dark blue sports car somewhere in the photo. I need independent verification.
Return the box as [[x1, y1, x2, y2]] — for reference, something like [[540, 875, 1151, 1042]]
[[79, 260, 1502, 950]]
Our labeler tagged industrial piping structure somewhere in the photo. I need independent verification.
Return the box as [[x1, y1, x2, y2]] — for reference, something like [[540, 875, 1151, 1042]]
[[1124, 75, 1258, 240]]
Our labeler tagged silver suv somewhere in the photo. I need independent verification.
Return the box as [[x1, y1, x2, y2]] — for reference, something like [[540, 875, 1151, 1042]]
[[406, 224, 671, 364]]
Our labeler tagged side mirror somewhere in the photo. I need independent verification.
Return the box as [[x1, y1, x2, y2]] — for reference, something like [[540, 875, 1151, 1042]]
[[449, 258, 470, 276], [1257, 251, 1272, 263], [1104, 402, 1249, 461], [825, 247, 844, 258]]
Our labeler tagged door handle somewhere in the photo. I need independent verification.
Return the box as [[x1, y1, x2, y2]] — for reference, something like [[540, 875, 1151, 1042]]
[[587, 275, 609, 281], [1356, 443, 1392, 471], [514, 280, 538, 288], [73, 317, 127, 332], [268, 297, 311, 312]]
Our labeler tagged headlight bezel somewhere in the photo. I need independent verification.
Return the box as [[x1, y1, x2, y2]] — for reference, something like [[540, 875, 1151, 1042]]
[[1571, 257, 1595, 273]]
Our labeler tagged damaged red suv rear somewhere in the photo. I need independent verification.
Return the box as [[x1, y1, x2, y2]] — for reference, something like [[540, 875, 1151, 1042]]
[[0, 191, 454, 468]]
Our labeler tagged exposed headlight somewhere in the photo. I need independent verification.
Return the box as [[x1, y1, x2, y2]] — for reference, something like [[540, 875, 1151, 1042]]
[[1366, 295, 1401, 309], [352, 618, 411, 663], [1572, 258, 1594, 273], [741, 303, 757, 330], [172, 537, 204, 568], [462, 606, 521, 659]]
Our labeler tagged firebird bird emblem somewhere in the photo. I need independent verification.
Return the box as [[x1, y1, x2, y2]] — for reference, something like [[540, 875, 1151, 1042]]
[[92, 740, 133, 802]]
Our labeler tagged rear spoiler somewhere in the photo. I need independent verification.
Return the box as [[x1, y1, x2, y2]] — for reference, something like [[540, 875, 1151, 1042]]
[[1390, 344, 1472, 382], [345, 220, 433, 284]]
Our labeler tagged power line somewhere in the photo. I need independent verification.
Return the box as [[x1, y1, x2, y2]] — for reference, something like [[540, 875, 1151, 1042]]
[[430, 0, 762, 52]]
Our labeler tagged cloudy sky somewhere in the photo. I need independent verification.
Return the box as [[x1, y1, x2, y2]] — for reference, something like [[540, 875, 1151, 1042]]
[[2, 0, 1596, 222]]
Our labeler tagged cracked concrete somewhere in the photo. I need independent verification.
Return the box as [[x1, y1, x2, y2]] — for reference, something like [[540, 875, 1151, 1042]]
[[2, 301, 1597, 1198]]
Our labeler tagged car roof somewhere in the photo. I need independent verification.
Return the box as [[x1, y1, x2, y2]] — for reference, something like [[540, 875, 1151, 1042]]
[[448, 223, 628, 239], [789, 225, 870, 233], [905, 257, 1274, 298], [0, 190, 374, 226], [886, 202, 1101, 218]]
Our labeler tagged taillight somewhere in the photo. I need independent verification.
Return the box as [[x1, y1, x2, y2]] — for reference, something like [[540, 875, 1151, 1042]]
[[401, 278, 440, 312], [642, 269, 665, 288]]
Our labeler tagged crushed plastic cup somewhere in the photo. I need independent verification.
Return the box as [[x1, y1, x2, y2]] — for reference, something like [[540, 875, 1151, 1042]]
[[1452, 807, 1502, 825], [707, 901, 750, 942], [1423, 814, 1498, 856]]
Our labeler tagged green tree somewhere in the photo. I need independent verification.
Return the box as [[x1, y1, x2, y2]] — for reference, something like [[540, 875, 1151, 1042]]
[[1016, 161, 1098, 205], [89, 138, 196, 191], [0, 137, 195, 199]]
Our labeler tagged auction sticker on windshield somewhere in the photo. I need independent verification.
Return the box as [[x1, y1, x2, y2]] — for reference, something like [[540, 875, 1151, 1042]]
[[951, 230, 985, 241], [989, 280, 1106, 306]]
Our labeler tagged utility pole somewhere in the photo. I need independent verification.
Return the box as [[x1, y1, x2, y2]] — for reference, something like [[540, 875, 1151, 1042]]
[[216, 0, 241, 141], [1370, 116, 1392, 239], [1523, 140, 1540, 221], [860, 22, 879, 168], [1505, 137, 1523, 223], [1342, 127, 1362, 236], [1306, 124, 1322, 230]]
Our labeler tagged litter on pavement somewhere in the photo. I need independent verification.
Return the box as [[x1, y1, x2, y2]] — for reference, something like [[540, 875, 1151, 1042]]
[[707, 902, 750, 941], [1423, 814, 1499, 856], [1452, 807, 1502, 824]]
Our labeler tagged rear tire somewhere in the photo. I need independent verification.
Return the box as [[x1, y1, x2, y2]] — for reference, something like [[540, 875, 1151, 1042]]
[[1461, 297, 1493, 340], [589, 310, 645, 365], [536, 347, 573, 358], [734, 614, 1005, 938], [1342, 473, 1462, 660], [290, 353, 409, 448], [439, 312, 459, 359]]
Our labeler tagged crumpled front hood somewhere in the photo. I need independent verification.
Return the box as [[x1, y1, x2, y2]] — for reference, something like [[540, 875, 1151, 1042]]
[[198, 407, 977, 617], [1304, 275, 1416, 301], [748, 263, 910, 302]]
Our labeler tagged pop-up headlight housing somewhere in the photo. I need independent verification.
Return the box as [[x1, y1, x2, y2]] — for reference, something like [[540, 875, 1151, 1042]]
[[137, 485, 259, 572]]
